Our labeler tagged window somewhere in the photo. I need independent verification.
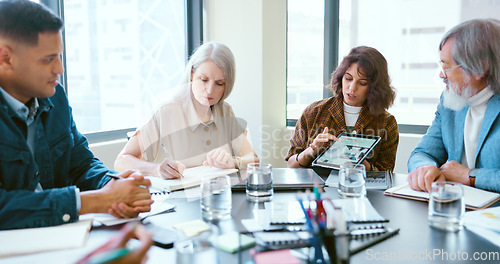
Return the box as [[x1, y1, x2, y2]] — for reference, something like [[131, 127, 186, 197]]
[[63, 0, 187, 133], [287, 0, 500, 128], [286, 0, 325, 121]]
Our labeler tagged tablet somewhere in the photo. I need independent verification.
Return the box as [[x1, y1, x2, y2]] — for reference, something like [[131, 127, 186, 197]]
[[312, 132, 381, 170]]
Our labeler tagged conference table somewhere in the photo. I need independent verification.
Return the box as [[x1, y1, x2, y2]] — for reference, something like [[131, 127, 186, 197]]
[[3, 169, 499, 264]]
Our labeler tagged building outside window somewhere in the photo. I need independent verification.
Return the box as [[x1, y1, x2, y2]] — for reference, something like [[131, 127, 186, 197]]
[[287, 0, 500, 128]]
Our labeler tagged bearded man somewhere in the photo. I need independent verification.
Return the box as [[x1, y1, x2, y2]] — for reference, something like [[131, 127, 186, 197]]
[[407, 18, 500, 193]]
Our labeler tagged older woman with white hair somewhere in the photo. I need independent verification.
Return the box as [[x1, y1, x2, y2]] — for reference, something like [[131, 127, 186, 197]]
[[115, 42, 258, 179]]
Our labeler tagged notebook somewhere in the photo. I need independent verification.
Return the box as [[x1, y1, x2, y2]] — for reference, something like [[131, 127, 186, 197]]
[[324, 198, 389, 230], [252, 231, 311, 250], [91, 194, 176, 226], [349, 227, 400, 255], [231, 168, 325, 191], [147, 166, 238, 192], [384, 184, 500, 210], [0, 219, 92, 258], [325, 170, 393, 189]]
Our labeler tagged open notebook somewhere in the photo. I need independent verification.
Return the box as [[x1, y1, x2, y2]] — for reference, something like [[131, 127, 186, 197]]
[[147, 166, 238, 192], [384, 184, 500, 210]]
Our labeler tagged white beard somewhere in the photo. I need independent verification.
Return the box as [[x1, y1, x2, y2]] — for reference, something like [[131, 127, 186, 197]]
[[442, 76, 472, 111]]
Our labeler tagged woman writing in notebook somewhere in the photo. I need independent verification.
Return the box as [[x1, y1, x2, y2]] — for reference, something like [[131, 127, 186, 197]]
[[286, 46, 398, 171], [115, 42, 258, 179]]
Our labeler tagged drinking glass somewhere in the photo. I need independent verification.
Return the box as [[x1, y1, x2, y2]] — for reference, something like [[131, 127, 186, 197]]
[[200, 175, 232, 221], [246, 163, 273, 202], [338, 163, 366, 198], [428, 181, 464, 232]]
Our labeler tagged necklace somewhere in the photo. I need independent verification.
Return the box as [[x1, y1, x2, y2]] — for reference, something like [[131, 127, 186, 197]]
[[344, 110, 360, 115]]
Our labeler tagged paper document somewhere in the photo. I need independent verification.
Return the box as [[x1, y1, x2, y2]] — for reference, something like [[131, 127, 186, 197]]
[[92, 194, 175, 226], [463, 207, 500, 247], [0, 219, 92, 258]]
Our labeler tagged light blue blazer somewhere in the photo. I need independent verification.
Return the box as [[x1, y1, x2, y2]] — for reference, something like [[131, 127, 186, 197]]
[[408, 93, 500, 192]]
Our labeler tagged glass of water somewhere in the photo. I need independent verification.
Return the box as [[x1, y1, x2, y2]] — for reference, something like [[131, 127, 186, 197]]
[[200, 175, 232, 221], [338, 163, 366, 198], [428, 181, 465, 232], [246, 163, 273, 202]]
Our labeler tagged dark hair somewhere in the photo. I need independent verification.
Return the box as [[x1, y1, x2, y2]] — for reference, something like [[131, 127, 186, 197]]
[[439, 18, 500, 94], [328, 46, 396, 115], [0, 0, 63, 46]]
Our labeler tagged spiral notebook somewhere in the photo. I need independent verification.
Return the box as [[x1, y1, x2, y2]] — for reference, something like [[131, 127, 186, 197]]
[[253, 231, 312, 250], [325, 198, 389, 230]]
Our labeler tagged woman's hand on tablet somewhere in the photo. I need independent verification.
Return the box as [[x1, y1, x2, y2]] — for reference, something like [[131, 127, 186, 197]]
[[307, 127, 338, 157]]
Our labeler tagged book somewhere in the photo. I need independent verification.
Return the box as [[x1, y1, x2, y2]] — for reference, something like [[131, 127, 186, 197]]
[[384, 184, 500, 210], [146, 166, 238, 191]]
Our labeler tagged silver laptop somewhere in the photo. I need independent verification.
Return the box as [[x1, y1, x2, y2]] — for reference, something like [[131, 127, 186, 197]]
[[232, 168, 325, 191]]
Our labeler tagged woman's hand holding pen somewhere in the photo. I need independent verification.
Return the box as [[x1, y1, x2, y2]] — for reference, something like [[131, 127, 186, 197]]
[[203, 147, 235, 169], [157, 159, 185, 180], [157, 143, 185, 179]]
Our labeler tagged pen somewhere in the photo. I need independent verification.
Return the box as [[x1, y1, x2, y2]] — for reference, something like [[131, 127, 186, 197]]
[[106, 172, 123, 180], [160, 143, 184, 178], [86, 222, 139, 264], [86, 248, 132, 264]]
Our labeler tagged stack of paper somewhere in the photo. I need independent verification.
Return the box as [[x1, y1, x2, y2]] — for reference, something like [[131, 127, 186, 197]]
[[463, 207, 500, 247]]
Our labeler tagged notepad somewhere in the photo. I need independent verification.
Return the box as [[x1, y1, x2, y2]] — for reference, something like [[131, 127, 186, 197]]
[[384, 184, 500, 210], [0, 219, 92, 258], [146, 166, 238, 191]]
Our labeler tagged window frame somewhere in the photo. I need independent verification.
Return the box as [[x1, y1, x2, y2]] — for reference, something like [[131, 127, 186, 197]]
[[41, 0, 203, 143], [286, 0, 429, 134]]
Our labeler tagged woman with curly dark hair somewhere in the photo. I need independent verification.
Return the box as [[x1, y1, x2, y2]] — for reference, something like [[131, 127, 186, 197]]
[[286, 46, 399, 172]]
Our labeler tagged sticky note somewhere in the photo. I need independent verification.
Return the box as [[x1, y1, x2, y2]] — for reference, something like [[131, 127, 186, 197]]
[[212, 231, 256, 253], [172, 219, 210, 237], [253, 249, 300, 264]]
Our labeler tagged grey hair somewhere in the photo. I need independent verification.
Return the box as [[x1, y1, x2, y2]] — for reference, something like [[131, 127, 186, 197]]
[[439, 18, 500, 93], [179, 41, 236, 102]]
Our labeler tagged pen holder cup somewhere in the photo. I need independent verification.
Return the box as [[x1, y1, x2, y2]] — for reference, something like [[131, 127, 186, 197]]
[[321, 229, 351, 264]]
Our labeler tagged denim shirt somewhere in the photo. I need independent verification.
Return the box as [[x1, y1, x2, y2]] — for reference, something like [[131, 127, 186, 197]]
[[0, 85, 111, 230]]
